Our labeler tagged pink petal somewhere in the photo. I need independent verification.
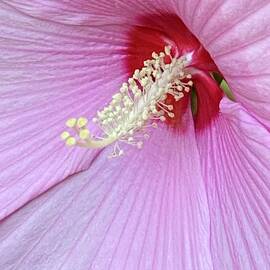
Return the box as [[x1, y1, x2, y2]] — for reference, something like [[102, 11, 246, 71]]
[[0, 0, 218, 219], [0, 110, 213, 270], [196, 98, 270, 269], [4, 1, 270, 128], [180, 0, 270, 127], [0, 2, 131, 219], [1, 1, 269, 268]]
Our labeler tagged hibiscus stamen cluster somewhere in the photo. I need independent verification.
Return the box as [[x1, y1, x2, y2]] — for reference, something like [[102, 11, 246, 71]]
[[61, 46, 193, 157]]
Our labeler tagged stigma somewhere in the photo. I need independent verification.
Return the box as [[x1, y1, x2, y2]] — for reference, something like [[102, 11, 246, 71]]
[[61, 46, 193, 158]]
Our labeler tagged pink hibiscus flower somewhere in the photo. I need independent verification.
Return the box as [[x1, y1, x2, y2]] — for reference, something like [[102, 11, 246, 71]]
[[0, 1, 269, 269]]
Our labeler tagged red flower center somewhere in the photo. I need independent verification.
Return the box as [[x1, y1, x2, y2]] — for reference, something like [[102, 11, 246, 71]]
[[125, 13, 223, 130]]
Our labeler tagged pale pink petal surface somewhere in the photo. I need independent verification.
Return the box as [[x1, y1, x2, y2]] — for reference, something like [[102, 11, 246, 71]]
[[0, 111, 213, 270], [0, 0, 269, 269], [181, 0, 270, 127], [0, 1, 131, 219], [196, 98, 270, 269]]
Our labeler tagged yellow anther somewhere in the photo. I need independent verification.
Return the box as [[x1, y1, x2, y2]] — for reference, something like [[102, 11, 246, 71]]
[[61, 45, 194, 158], [66, 118, 77, 128], [66, 137, 76, 146], [159, 52, 165, 58], [160, 116, 166, 122], [79, 129, 90, 140], [77, 117, 88, 128], [60, 131, 70, 140], [128, 137, 134, 142], [152, 52, 159, 59], [165, 45, 172, 55]]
